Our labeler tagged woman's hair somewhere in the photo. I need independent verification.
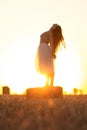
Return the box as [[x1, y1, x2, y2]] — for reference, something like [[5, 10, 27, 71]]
[[49, 24, 65, 53], [40, 31, 49, 44]]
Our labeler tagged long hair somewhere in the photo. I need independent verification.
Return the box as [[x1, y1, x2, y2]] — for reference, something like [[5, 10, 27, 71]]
[[49, 24, 65, 54]]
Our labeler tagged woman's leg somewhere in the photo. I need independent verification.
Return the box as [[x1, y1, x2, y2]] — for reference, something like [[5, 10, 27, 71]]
[[45, 73, 54, 87], [49, 74, 54, 87], [45, 75, 49, 87]]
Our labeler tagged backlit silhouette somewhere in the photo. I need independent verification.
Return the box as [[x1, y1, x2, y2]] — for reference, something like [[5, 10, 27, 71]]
[[35, 24, 65, 86]]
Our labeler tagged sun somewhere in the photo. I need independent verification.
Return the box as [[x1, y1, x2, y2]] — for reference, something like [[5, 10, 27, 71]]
[[54, 44, 82, 93]]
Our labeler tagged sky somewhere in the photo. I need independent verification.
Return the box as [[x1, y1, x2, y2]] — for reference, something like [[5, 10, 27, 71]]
[[0, 0, 87, 94]]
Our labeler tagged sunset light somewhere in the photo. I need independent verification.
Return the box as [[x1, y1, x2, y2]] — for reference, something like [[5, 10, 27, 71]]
[[0, 39, 82, 94], [1, 1, 87, 130], [54, 45, 82, 93], [0, 0, 87, 94]]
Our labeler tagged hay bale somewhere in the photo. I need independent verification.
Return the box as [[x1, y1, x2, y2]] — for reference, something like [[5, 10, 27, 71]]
[[2, 86, 10, 95], [26, 86, 63, 99]]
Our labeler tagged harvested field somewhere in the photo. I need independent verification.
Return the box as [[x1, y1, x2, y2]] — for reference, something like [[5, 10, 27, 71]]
[[0, 95, 87, 130]]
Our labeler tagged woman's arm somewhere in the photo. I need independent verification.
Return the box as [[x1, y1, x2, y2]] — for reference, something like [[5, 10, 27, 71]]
[[49, 26, 56, 58]]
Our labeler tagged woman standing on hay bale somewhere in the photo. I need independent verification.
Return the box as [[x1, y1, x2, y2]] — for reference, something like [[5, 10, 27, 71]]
[[35, 24, 65, 87]]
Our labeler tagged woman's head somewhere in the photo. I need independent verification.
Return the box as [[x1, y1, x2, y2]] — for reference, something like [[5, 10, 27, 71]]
[[49, 24, 65, 53]]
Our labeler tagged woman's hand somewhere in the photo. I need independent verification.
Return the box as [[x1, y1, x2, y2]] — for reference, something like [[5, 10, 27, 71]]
[[53, 54, 56, 59]]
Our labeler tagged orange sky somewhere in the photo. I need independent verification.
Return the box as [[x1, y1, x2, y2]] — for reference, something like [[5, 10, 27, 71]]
[[0, 0, 87, 94]]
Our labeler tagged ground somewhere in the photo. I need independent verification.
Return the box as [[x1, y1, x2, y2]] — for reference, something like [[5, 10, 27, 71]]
[[0, 95, 87, 130]]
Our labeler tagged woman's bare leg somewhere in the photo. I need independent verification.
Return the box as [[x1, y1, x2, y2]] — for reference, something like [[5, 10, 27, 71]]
[[49, 74, 54, 87], [45, 74, 54, 87], [45, 75, 49, 87]]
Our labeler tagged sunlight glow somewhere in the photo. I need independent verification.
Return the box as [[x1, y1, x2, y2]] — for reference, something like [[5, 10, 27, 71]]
[[0, 38, 82, 94], [0, 0, 87, 94], [54, 44, 82, 93]]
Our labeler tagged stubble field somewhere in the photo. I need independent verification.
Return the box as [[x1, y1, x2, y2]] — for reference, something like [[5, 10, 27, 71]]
[[0, 95, 87, 130]]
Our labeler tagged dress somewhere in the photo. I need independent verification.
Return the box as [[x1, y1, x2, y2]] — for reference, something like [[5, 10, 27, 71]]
[[35, 43, 54, 75]]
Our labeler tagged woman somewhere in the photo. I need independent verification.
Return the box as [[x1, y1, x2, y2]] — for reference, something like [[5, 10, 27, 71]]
[[35, 24, 65, 87]]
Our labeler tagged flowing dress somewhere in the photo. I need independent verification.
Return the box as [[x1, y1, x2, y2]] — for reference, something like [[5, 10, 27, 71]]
[[35, 43, 54, 75]]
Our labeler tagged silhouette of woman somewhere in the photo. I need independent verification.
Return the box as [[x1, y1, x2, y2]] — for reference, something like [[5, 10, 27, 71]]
[[35, 24, 65, 87]]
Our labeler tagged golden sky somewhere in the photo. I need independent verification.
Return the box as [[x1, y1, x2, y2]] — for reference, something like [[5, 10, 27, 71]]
[[0, 0, 87, 94]]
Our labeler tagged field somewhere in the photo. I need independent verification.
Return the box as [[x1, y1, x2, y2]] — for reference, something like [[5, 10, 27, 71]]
[[0, 95, 87, 130]]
